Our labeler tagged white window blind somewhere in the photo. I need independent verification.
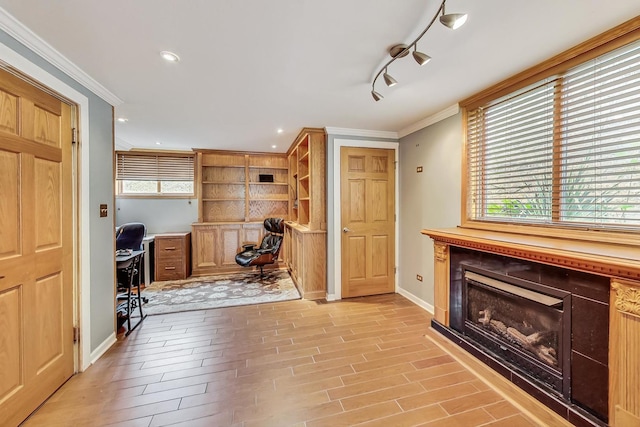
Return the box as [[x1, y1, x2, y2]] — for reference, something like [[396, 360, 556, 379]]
[[467, 38, 640, 230], [116, 152, 194, 181]]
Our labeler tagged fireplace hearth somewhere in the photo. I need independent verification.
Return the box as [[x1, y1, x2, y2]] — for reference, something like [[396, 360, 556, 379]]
[[441, 247, 610, 426]]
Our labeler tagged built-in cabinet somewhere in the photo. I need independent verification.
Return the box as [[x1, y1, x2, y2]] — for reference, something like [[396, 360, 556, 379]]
[[285, 222, 326, 300], [191, 222, 270, 276], [192, 150, 288, 276], [283, 128, 327, 299]]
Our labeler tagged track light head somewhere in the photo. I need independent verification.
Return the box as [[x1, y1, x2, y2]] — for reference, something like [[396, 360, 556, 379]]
[[371, 90, 383, 102], [439, 12, 467, 29], [383, 69, 397, 87], [412, 50, 431, 66]]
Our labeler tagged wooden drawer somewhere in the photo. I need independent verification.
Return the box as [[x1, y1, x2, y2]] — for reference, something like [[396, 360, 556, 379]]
[[154, 232, 191, 281], [156, 237, 186, 256], [156, 259, 186, 281]]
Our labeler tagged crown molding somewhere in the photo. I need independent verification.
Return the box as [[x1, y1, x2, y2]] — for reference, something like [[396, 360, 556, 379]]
[[398, 104, 460, 138], [324, 127, 398, 140], [0, 7, 123, 106], [115, 137, 134, 151]]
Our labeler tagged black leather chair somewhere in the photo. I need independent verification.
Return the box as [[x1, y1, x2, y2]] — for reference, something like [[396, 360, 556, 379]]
[[235, 218, 284, 277]]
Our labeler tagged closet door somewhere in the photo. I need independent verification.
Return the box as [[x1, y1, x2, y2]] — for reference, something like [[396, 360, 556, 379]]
[[341, 147, 395, 298], [0, 68, 74, 426]]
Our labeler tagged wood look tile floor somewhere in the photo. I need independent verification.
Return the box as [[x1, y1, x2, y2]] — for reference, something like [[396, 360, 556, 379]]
[[23, 294, 539, 427]]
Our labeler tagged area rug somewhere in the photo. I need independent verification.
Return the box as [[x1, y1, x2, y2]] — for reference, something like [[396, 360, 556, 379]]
[[141, 269, 300, 315]]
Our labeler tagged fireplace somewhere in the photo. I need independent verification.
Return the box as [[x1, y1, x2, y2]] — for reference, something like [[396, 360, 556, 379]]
[[462, 265, 571, 397], [437, 246, 610, 426]]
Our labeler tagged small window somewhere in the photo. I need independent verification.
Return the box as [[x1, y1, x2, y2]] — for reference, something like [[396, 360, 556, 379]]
[[116, 151, 195, 197]]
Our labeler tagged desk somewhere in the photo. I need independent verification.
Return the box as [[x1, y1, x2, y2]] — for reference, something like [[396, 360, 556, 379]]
[[142, 235, 155, 286], [116, 250, 146, 335]]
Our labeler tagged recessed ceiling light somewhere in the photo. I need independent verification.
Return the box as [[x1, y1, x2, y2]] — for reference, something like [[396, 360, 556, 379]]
[[117, 117, 128, 123], [160, 51, 180, 62], [156, 141, 162, 145], [277, 128, 283, 134], [272, 145, 277, 149]]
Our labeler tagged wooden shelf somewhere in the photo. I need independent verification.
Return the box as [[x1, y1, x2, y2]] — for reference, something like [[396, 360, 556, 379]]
[[249, 182, 288, 186], [202, 181, 245, 185], [196, 150, 289, 224], [286, 128, 326, 230], [248, 165, 288, 170]]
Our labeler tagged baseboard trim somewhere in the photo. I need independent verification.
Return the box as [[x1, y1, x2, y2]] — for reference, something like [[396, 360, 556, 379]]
[[397, 287, 434, 314], [88, 332, 116, 368]]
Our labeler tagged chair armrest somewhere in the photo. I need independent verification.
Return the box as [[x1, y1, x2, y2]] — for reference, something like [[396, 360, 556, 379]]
[[242, 244, 256, 251]]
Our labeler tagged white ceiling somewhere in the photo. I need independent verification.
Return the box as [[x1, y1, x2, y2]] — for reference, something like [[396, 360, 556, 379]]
[[0, 1, 639, 153]]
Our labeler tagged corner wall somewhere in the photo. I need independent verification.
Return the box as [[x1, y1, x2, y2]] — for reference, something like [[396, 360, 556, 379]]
[[397, 113, 462, 307]]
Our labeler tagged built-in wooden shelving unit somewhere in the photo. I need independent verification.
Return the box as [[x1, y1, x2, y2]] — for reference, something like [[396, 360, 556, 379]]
[[192, 150, 289, 276], [283, 128, 327, 299]]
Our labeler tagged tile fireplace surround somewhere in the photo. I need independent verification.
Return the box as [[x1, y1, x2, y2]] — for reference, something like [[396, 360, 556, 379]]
[[422, 227, 640, 427]]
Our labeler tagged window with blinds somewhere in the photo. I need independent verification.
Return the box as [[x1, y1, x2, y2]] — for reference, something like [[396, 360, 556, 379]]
[[467, 38, 640, 230], [116, 151, 195, 196]]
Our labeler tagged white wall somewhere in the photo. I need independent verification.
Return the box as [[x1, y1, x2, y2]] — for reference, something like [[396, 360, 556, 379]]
[[397, 113, 462, 307], [116, 198, 198, 234]]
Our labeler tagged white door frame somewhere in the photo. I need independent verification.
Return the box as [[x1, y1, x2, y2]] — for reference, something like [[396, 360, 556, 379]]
[[330, 138, 399, 301], [0, 42, 94, 370]]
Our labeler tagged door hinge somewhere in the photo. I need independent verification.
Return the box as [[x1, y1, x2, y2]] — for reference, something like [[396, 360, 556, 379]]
[[73, 326, 80, 343], [72, 127, 77, 144], [394, 267, 397, 274]]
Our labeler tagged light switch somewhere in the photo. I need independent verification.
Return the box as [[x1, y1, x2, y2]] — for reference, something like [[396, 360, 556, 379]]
[[99, 204, 108, 217]]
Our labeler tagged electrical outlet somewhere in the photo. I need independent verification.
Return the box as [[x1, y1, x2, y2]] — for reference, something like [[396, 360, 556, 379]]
[[416, 274, 423, 282], [416, 166, 423, 173], [99, 204, 108, 217]]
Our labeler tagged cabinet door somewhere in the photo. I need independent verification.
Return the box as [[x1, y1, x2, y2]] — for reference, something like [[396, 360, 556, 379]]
[[283, 226, 292, 268], [192, 225, 219, 272], [218, 224, 243, 269], [243, 223, 263, 247]]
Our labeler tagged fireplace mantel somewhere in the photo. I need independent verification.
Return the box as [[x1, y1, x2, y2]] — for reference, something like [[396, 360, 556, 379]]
[[422, 227, 640, 281], [422, 227, 640, 427]]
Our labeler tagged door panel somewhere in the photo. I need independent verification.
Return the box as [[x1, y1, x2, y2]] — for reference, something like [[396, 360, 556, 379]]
[[341, 147, 395, 298], [0, 68, 74, 427], [220, 226, 241, 267], [0, 151, 20, 256]]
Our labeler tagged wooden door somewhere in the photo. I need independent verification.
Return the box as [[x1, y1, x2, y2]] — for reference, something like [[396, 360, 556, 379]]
[[341, 147, 395, 298], [0, 68, 74, 426]]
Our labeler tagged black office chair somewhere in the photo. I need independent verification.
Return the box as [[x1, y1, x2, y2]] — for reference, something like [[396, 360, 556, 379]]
[[116, 222, 146, 252], [235, 218, 284, 277], [115, 223, 147, 333]]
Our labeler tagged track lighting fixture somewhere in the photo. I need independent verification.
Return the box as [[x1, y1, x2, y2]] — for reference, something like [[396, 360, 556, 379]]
[[371, 89, 384, 102], [439, 2, 468, 30], [370, 0, 467, 101], [383, 68, 397, 87], [412, 46, 431, 66]]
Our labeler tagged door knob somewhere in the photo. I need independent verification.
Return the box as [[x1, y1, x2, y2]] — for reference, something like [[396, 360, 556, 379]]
[[343, 227, 351, 233]]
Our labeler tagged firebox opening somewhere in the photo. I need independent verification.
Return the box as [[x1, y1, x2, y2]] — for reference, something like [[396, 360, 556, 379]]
[[461, 265, 572, 398]]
